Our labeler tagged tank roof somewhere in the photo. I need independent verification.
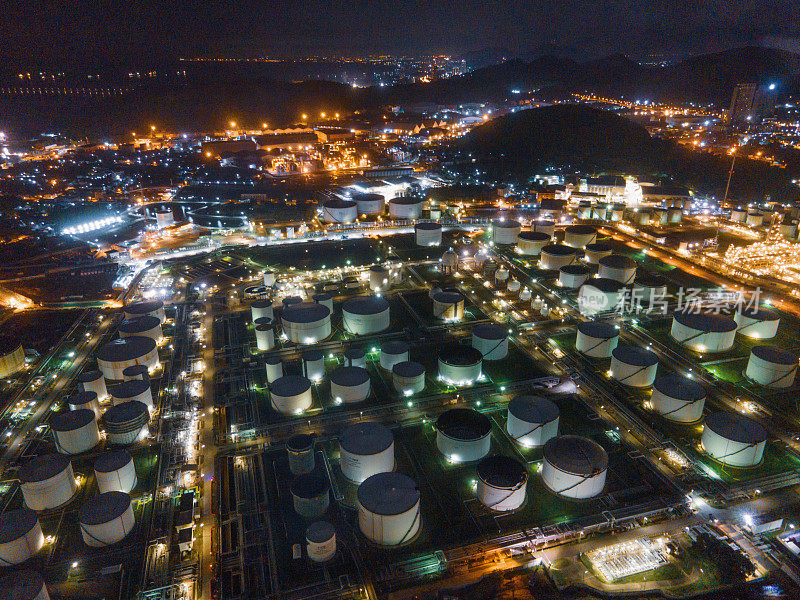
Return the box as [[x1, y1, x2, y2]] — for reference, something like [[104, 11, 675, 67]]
[[265, 355, 282, 365], [653, 375, 705, 402], [432, 291, 464, 304], [124, 300, 163, 315], [357, 472, 419, 515], [599, 254, 636, 269], [283, 295, 303, 305], [612, 345, 658, 367], [323, 198, 356, 209], [0, 570, 45, 600], [508, 395, 559, 424], [270, 375, 311, 397], [97, 336, 156, 362], [77, 369, 103, 383], [110, 379, 150, 399], [705, 412, 767, 444], [290, 473, 328, 498], [438, 344, 483, 366], [415, 221, 442, 230], [543, 436, 608, 476], [302, 348, 324, 361], [79, 491, 131, 525], [473, 323, 507, 340], [560, 264, 590, 275], [122, 364, 149, 377], [565, 224, 596, 234], [392, 361, 425, 377], [287, 433, 315, 452], [306, 520, 335, 543], [542, 244, 576, 256], [0, 508, 38, 543], [518, 231, 551, 241], [389, 196, 422, 205], [19, 453, 70, 483], [436, 408, 491, 440], [673, 310, 737, 333], [581, 278, 625, 293], [577, 320, 618, 339], [118, 315, 160, 335], [751, 345, 797, 365], [281, 303, 330, 323], [477, 455, 528, 488], [344, 347, 366, 359], [342, 295, 390, 315], [493, 219, 521, 228], [369, 264, 387, 273], [330, 366, 370, 386], [102, 400, 149, 424], [70, 391, 99, 405], [634, 273, 668, 288], [585, 242, 611, 252], [737, 306, 779, 321], [382, 340, 410, 354], [340, 421, 393, 455], [94, 449, 133, 473], [312, 292, 332, 301], [251, 299, 273, 308], [50, 408, 95, 431]]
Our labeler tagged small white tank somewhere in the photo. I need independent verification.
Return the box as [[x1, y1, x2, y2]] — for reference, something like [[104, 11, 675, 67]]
[[291, 474, 329, 519], [583, 242, 612, 265], [702, 412, 767, 468], [516, 231, 550, 255], [506, 396, 559, 447], [122, 364, 149, 381], [369, 265, 391, 292], [436, 408, 491, 462], [287, 434, 316, 475], [265, 356, 283, 383], [282, 303, 332, 344], [306, 521, 336, 562], [477, 456, 527, 512], [559, 265, 590, 289], [492, 219, 521, 245], [344, 347, 366, 368], [472, 323, 508, 360], [415, 222, 442, 246], [542, 436, 608, 499], [50, 409, 100, 455], [0, 508, 43, 565], [255, 322, 275, 351], [432, 291, 465, 321], [610, 346, 658, 387], [312, 292, 334, 313], [94, 449, 138, 494], [0, 570, 50, 600], [746, 346, 798, 388], [598, 254, 637, 284], [650, 376, 705, 423], [575, 320, 619, 358], [340, 421, 395, 483], [78, 370, 108, 400], [734, 307, 780, 339], [330, 366, 370, 403], [102, 401, 150, 445], [263, 270, 276, 287], [302, 348, 326, 382], [358, 472, 420, 546], [380, 341, 410, 371], [79, 491, 135, 547], [251, 299, 274, 321], [69, 391, 101, 418], [270, 376, 313, 415], [20, 454, 77, 511], [342, 296, 391, 334], [392, 361, 425, 395], [563, 225, 597, 249], [110, 379, 153, 411]]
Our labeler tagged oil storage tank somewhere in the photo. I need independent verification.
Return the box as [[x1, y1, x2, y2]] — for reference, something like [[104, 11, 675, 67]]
[[438, 345, 482, 385], [702, 412, 767, 468], [78, 370, 108, 400], [392, 361, 425, 395], [432, 291, 465, 321], [330, 366, 370, 403], [312, 292, 333, 313], [388, 197, 422, 219], [477, 456, 527, 512], [102, 401, 150, 445], [97, 336, 159, 381], [354, 192, 384, 215], [340, 421, 395, 483], [492, 219, 521, 245], [306, 521, 336, 562], [734, 307, 780, 339], [610, 346, 658, 387], [69, 391, 101, 418], [94, 449, 137, 494], [20, 454, 76, 511], [118, 316, 162, 341], [281, 303, 332, 344], [78, 491, 135, 547], [472, 323, 508, 360], [343, 296, 391, 334], [122, 364, 149, 381], [251, 299, 274, 321], [598, 254, 637, 284], [344, 347, 366, 368], [575, 320, 619, 358], [291, 474, 330, 519], [563, 225, 597, 249], [506, 395, 559, 447], [540, 244, 577, 270], [670, 310, 737, 352], [302, 347, 325, 382], [322, 198, 357, 223], [633, 273, 668, 305], [542, 436, 608, 499], [578, 279, 624, 315], [287, 434, 316, 475], [357, 472, 420, 547], [559, 265, 590, 288], [532, 219, 555, 237], [0, 508, 43, 565], [50, 409, 100, 455], [415, 222, 442, 246], [516, 231, 550, 255], [255, 321, 275, 351], [369, 265, 391, 292], [745, 346, 798, 388], [436, 408, 491, 462], [110, 379, 153, 411], [583, 242, 612, 265], [380, 341, 409, 371], [0, 570, 50, 600], [270, 375, 313, 415], [650, 375, 706, 423], [124, 300, 165, 323], [265, 356, 283, 383]]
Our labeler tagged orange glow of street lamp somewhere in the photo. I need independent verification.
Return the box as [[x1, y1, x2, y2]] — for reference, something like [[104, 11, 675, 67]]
[[301, 114, 308, 120], [150, 125, 156, 131], [320, 112, 326, 118], [230, 121, 237, 129]]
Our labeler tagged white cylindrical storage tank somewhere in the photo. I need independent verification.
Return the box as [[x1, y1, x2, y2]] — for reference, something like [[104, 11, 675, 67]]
[[306, 521, 336, 562], [492, 219, 521, 245], [598, 254, 637, 284], [155, 210, 174, 229], [780, 221, 798, 240], [652, 207, 668, 225], [438, 345, 482, 385], [282, 303, 331, 344], [357, 472, 420, 547], [746, 211, 764, 227], [0, 508, 43, 565], [494, 268, 510, 286], [516, 231, 550, 256], [583, 242, 612, 265], [577, 202, 593, 219], [651, 375, 706, 423], [667, 206, 682, 223], [19, 454, 76, 511], [78, 369, 108, 400], [0, 571, 50, 600], [436, 408, 491, 462], [506, 395, 559, 448], [291, 474, 330, 520], [251, 299, 274, 322], [102, 401, 150, 445], [507, 278, 521, 293], [532, 219, 555, 237], [542, 436, 608, 499], [746, 346, 798, 388], [79, 491, 134, 547], [302, 348, 325, 382], [734, 307, 780, 339], [118, 316, 162, 341], [287, 434, 315, 475], [354, 192, 385, 215], [50, 409, 100, 455], [283, 295, 303, 308], [124, 300, 165, 323], [344, 347, 366, 368], [265, 356, 283, 383], [477, 456, 527, 512], [559, 265, 590, 288], [702, 412, 767, 468], [380, 340, 410, 371], [670, 310, 737, 353], [610, 346, 658, 388], [388, 197, 422, 219], [122, 364, 149, 381], [263, 270, 276, 287], [110, 379, 153, 412], [440, 250, 459, 274], [94, 449, 137, 494], [576, 320, 619, 358], [540, 244, 577, 271], [578, 279, 625, 315], [97, 336, 159, 381], [69, 391, 101, 418], [563, 225, 597, 249], [343, 296, 391, 334], [312, 292, 333, 313], [432, 291, 465, 321], [322, 198, 357, 223], [255, 323, 275, 351], [633, 274, 668, 305], [611, 204, 625, 221], [330, 366, 370, 404], [270, 376, 313, 415], [520, 288, 532, 301], [392, 361, 425, 395], [731, 208, 746, 223], [340, 421, 395, 483], [415, 222, 442, 246], [472, 323, 508, 360], [369, 265, 391, 292]]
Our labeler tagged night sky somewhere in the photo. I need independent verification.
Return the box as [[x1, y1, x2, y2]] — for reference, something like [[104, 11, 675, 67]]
[[2, 0, 798, 67]]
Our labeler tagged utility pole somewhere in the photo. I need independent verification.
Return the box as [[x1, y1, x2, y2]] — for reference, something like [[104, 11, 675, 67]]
[[723, 149, 737, 206]]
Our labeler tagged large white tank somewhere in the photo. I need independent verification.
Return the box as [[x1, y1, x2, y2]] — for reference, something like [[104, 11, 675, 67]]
[[432, 291, 465, 321], [392, 361, 425, 395], [357, 472, 420, 546], [79, 491, 134, 547], [440, 250, 459, 274], [291, 474, 330, 519], [380, 341, 410, 371], [540, 245, 577, 271], [0, 570, 50, 600], [283, 295, 303, 308], [559, 265, 590, 288], [102, 401, 150, 445], [633, 274, 668, 305], [340, 421, 395, 483], [124, 300, 165, 323], [50, 409, 100, 455], [322, 198, 358, 223], [492, 219, 521, 245], [746, 211, 764, 227], [312, 292, 333, 314], [0, 508, 43, 565], [19, 454, 76, 511], [97, 336, 159, 381], [734, 307, 780, 339], [69, 391, 101, 418], [583, 242, 612, 265], [287, 434, 316, 475], [746, 346, 798, 388], [542, 436, 608, 499], [343, 296, 391, 334], [598, 254, 637, 284], [651, 375, 706, 423], [369, 265, 391, 292], [670, 310, 737, 353], [110, 379, 153, 411], [532, 219, 555, 237], [415, 222, 442, 246], [306, 521, 336, 562], [506, 395, 559, 447], [330, 367, 370, 403], [563, 225, 597, 249], [610, 346, 658, 387], [251, 299, 274, 321], [516, 231, 550, 255], [255, 322, 275, 351], [94, 449, 137, 494], [436, 408, 491, 462], [118, 316, 162, 341], [353, 192, 385, 215], [78, 369, 108, 400], [388, 197, 422, 219], [282, 303, 332, 344], [702, 412, 767, 468], [577, 279, 625, 314], [472, 323, 508, 360], [263, 270, 276, 287], [438, 345, 482, 385], [270, 376, 313, 415], [265, 356, 283, 383], [344, 347, 366, 368], [477, 456, 527, 512], [155, 210, 174, 229], [576, 320, 619, 358], [730, 208, 747, 223], [122, 364, 149, 381], [302, 348, 325, 382], [781, 221, 798, 240]]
